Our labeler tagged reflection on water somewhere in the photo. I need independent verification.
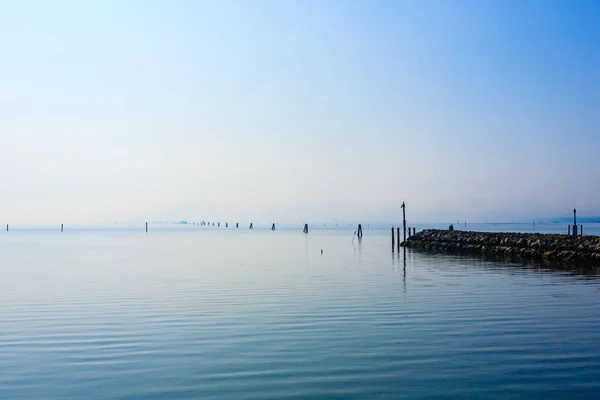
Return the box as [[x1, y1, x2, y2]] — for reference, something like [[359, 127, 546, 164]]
[[1, 230, 600, 399]]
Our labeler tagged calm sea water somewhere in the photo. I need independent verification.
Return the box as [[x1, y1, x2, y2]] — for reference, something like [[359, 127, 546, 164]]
[[2, 226, 600, 399]]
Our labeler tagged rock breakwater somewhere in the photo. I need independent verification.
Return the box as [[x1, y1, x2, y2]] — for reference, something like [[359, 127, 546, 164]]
[[401, 229, 600, 264]]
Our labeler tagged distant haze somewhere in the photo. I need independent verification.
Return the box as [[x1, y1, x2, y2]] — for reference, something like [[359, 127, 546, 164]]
[[1, 0, 598, 224]]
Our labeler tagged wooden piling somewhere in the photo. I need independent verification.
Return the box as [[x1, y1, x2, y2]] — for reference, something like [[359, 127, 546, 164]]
[[6, 224, 8, 232], [303, 224, 308, 233], [146, 222, 148, 233], [392, 227, 395, 247], [413, 227, 416, 236], [226, 223, 228, 228], [401, 202, 406, 243], [357, 224, 363, 238], [568, 225, 571, 235], [249, 223, 253, 229], [61, 224, 64, 232], [236, 223, 239, 228], [271, 223, 276, 231], [397, 227, 400, 248]]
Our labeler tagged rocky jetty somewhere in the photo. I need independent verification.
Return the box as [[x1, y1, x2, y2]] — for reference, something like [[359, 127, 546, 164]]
[[401, 229, 600, 264]]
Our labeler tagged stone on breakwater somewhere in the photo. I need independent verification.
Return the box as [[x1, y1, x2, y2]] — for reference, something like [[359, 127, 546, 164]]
[[401, 229, 600, 264]]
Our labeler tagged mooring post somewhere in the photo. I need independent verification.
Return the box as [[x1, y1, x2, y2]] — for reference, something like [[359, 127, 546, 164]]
[[581, 225, 584, 236], [271, 223, 275, 231], [397, 227, 400, 248], [391, 227, 395, 247], [236, 223, 239, 228], [413, 227, 416, 236], [146, 222, 148, 232], [303, 223, 308, 233], [61, 224, 64, 232], [226, 223, 228, 228], [357, 224, 363, 238], [6, 224, 8, 232], [408, 228, 411, 238], [249, 223, 253, 229], [401, 202, 406, 243], [568, 225, 571, 235]]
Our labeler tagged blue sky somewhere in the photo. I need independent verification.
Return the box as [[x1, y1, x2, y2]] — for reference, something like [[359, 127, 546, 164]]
[[1, 0, 598, 224]]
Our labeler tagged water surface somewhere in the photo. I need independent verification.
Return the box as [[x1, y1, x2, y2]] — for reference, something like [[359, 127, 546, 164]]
[[2, 229, 600, 399]]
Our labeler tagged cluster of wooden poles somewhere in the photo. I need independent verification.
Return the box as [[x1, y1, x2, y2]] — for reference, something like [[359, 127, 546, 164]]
[[391, 226, 417, 248]]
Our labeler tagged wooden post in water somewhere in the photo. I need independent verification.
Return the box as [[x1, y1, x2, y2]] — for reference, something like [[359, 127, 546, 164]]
[[236, 223, 239, 228], [61, 224, 63, 232], [303, 224, 308, 233], [357, 224, 363, 238], [146, 222, 148, 233], [391, 227, 395, 247], [401, 202, 406, 244], [271, 223, 276, 231], [249, 223, 253, 229], [6, 224, 8, 232], [568, 225, 571, 235], [413, 227, 416, 236], [397, 227, 400, 248]]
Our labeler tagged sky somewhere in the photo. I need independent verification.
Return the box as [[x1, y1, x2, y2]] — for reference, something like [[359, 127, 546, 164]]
[[1, 0, 598, 224]]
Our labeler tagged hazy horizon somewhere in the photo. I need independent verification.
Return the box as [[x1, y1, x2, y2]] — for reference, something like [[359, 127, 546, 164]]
[[2, 0, 598, 224]]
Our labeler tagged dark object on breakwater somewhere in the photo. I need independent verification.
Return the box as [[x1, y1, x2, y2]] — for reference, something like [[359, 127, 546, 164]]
[[449, 224, 454, 231], [401, 229, 600, 264], [357, 224, 363, 238], [303, 224, 308, 233], [568, 208, 583, 236]]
